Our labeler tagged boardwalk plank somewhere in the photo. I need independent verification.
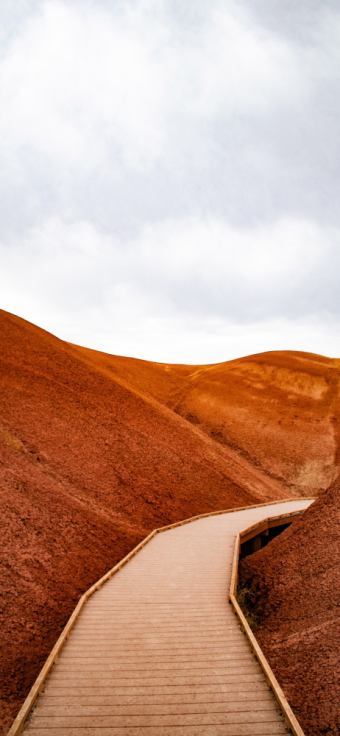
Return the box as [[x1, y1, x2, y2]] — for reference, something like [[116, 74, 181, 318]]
[[22, 500, 311, 735], [29, 711, 284, 726], [35, 700, 279, 716], [26, 724, 287, 735]]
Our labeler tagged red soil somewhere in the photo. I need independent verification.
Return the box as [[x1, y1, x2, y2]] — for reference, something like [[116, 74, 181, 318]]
[[78, 346, 340, 497], [0, 309, 339, 733], [239, 477, 340, 736]]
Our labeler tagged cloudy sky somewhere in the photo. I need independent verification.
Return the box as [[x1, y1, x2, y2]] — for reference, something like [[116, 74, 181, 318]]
[[1, 0, 340, 363]]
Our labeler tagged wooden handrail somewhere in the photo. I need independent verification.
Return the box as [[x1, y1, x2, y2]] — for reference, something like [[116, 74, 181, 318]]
[[229, 510, 307, 736], [239, 509, 303, 544], [8, 496, 314, 736]]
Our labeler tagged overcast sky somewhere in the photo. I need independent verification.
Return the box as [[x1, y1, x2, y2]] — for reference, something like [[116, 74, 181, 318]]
[[1, 0, 340, 363]]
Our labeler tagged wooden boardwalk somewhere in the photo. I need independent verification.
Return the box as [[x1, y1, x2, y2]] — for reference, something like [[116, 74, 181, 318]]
[[24, 499, 312, 736]]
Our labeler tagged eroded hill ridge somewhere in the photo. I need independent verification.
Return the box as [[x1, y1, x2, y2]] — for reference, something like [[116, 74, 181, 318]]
[[76, 342, 340, 496], [0, 308, 339, 734]]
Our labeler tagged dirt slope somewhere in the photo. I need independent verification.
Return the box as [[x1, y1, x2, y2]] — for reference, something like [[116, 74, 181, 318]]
[[239, 476, 340, 736], [1, 309, 339, 734], [1, 310, 284, 734], [76, 345, 340, 496]]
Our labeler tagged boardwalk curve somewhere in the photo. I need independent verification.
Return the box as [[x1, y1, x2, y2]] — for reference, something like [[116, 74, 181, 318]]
[[13, 498, 313, 736]]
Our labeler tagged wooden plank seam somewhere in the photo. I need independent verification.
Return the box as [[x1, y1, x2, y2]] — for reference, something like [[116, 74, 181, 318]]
[[8, 496, 315, 736], [229, 512, 307, 736]]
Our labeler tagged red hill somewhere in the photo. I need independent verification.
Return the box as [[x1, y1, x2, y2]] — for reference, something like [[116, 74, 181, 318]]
[[77, 343, 339, 496], [0, 309, 339, 733], [239, 478, 340, 736]]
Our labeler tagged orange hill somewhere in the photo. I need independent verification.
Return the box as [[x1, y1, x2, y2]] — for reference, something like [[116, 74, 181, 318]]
[[239, 478, 340, 736], [76, 344, 340, 496], [0, 308, 339, 733]]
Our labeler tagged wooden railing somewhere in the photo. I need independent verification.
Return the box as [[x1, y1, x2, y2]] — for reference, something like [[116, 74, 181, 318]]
[[229, 510, 307, 736], [8, 497, 314, 736]]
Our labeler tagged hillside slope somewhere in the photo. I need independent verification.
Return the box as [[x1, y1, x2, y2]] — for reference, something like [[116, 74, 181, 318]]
[[1, 309, 339, 734], [76, 345, 340, 496], [1, 310, 284, 734], [239, 477, 340, 736]]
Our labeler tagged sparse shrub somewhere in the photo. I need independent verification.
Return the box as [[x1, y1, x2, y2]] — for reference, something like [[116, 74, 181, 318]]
[[237, 581, 259, 629]]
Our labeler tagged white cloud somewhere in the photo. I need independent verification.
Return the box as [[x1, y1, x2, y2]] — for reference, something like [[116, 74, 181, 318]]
[[1, 0, 340, 361], [185, 4, 299, 118], [0, 0, 302, 177], [0, 1, 167, 169], [0, 213, 338, 333], [130, 216, 325, 289]]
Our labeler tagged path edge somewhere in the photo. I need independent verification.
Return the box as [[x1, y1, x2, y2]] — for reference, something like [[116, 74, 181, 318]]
[[8, 496, 314, 736], [229, 513, 308, 736]]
